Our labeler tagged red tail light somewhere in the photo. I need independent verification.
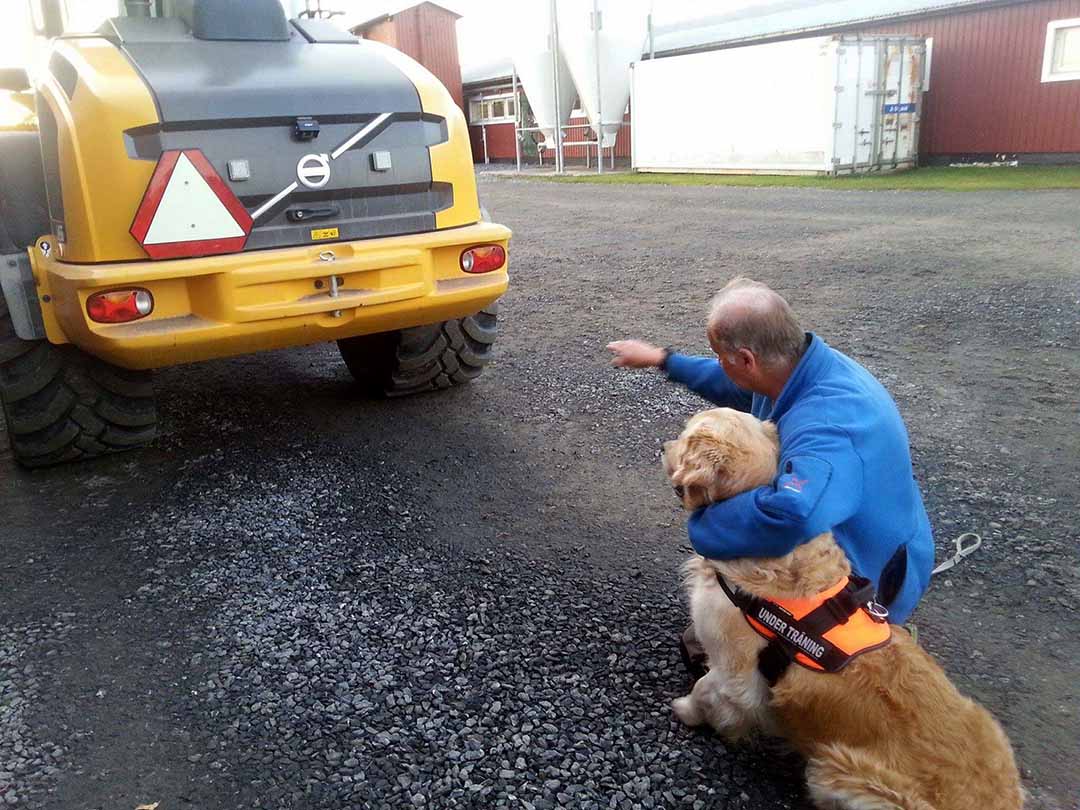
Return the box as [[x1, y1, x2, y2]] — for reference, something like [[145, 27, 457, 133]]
[[460, 245, 506, 274], [87, 289, 154, 324]]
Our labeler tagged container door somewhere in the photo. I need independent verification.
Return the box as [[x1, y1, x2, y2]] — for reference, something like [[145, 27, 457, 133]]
[[878, 38, 922, 169], [833, 39, 879, 172], [893, 41, 925, 165]]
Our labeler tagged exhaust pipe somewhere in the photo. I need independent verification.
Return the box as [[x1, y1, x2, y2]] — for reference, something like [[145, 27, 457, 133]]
[[34, 0, 65, 38]]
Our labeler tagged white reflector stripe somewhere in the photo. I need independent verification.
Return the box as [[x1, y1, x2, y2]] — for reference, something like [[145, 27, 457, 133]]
[[248, 114, 393, 223], [331, 112, 392, 160], [250, 182, 299, 222], [143, 153, 246, 245]]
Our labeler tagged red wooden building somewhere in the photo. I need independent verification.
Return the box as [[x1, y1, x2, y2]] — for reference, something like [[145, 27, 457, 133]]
[[461, 60, 632, 165], [854, 0, 1080, 161]]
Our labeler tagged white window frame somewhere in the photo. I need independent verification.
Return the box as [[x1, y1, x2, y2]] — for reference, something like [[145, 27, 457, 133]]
[[1042, 17, 1080, 83], [467, 89, 517, 125]]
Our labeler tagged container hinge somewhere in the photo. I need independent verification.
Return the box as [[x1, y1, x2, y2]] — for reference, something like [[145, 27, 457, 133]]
[[0, 252, 45, 341]]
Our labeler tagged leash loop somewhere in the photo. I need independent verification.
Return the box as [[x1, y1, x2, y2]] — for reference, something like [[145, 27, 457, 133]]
[[931, 532, 982, 576]]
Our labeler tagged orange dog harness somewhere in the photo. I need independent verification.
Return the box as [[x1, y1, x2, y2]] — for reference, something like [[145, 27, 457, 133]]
[[715, 572, 892, 686]]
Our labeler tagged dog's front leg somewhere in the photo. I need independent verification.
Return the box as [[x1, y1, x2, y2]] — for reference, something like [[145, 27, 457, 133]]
[[673, 670, 763, 741]]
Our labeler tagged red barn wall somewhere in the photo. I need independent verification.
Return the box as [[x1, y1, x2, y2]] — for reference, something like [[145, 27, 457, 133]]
[[561, 111, 633, 160], [466, 102, 633, 163], [468, 122, 517, 162], [361, 18, 397, 49], [859, 0, 1080, 157], [357, 3, 464, 111]]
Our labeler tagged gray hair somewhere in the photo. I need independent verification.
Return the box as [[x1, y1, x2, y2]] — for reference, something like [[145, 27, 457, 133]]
[[707, 277, 806, 367]]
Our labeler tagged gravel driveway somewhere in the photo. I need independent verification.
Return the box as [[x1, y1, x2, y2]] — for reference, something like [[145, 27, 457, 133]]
[[2, 176, 1078, 809]]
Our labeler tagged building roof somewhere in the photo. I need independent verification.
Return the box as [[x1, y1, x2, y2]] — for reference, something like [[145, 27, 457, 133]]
[[648, 0, 1023, 56], [461, 56, 513, 86], [458, 0, 1022, 89], [348, 1, 462, 32]]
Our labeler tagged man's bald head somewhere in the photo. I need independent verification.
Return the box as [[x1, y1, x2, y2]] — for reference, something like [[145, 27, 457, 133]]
[[707, 278, 806, 369]]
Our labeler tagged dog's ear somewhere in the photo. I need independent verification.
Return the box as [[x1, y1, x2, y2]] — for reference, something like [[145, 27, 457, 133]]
[[670, 426, 735, 490]]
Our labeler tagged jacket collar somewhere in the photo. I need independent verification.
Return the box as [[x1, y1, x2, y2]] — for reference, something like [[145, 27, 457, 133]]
[[763, 332, 828, 422]]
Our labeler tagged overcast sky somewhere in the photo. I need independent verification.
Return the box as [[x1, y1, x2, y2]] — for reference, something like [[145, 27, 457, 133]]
[[0, 0, 807, 76], [344, 0, 795, 69]]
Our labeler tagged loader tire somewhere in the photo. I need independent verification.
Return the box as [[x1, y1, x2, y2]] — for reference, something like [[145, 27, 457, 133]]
[[0, 297, 157, 468], [337, 304, 498, 397]]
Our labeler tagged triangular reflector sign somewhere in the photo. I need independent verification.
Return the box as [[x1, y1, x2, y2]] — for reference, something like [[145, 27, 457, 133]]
[[131, 149, 253, 260]]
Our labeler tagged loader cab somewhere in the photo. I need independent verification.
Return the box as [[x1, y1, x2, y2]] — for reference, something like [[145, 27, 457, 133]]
[[0, 1, 140, 129]]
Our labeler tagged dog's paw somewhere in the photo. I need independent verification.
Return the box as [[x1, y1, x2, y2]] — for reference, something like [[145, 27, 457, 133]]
[[672, 696, 702, 727]]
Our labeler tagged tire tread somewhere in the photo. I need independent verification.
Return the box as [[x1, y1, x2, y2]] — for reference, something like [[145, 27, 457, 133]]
[[0, 296, 157, 467], [337, 305, 499, 397]]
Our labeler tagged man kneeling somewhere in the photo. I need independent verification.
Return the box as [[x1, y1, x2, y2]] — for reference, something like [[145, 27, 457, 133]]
[[608, 277, 934, 673]]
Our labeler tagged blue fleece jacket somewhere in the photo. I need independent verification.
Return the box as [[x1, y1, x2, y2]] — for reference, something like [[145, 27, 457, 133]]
[[664, 333, 933, 623]]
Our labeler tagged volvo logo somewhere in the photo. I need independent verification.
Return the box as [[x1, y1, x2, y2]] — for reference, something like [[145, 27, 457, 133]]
[[297, 153, 331, 189]]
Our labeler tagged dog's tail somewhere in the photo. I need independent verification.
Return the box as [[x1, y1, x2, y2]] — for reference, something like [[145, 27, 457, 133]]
[[806, 743, 937, 810]]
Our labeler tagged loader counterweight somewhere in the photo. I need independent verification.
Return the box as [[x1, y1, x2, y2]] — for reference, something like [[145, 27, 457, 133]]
[[0, 0, 509, 466]]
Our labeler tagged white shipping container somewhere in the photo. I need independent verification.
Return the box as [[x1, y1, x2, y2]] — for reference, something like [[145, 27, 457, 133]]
[[631, 35, 926, 175]]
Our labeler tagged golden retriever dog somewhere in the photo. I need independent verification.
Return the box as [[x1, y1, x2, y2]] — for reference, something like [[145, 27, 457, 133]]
[[663, 408, 1022, 810]]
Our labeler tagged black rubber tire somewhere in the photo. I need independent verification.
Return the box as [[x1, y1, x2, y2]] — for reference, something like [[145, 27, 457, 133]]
[[0, 297, 157, 468], [337, 304, 498, 397]]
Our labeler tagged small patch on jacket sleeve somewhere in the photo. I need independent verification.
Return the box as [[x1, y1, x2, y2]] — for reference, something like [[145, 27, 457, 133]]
[[767, 456, 834, 521]]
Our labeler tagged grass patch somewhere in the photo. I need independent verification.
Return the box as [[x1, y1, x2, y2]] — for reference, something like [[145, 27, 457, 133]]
[[516, 165, 1080, 191]]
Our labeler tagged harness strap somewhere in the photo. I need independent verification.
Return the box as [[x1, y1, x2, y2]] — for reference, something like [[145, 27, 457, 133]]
[[715, 571, 885, 686], [756, 639, 794, 687], [798, 575, 877, 637], [713, 573, 798, 685]]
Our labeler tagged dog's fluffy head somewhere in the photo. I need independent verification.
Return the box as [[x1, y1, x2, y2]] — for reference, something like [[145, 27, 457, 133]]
[[663, 408, 779, 511], [665, 407, 849, 600]]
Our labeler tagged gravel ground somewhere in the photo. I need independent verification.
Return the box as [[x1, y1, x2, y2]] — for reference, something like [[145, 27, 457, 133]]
[[2, 177, 1078, 809]]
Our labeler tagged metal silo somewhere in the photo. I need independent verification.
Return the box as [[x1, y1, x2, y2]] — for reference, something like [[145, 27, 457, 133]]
[[512, 2, 578, 154], [558, 0, 650, 149]]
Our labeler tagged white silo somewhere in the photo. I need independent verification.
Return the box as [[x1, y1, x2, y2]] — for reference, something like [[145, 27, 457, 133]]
[[558, 0, 651, 148], [512, 3, 578, 152]]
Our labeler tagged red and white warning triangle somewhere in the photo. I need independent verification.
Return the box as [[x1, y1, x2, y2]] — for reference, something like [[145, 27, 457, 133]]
[[130, 149, 253, 260]]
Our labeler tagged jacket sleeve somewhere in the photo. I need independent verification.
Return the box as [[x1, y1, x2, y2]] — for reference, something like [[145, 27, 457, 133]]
[[687, 425, 864, 560], [663, 353, 753, 411]]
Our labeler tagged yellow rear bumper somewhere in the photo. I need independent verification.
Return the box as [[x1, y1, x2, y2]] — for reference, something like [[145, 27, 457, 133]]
[[31, 223, 510, 370]]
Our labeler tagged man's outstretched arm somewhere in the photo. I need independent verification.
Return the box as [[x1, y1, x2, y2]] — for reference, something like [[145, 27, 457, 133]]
[[607, 339, 753, 411], [663, 353, 753, 411], [688, 426, 863, 559]]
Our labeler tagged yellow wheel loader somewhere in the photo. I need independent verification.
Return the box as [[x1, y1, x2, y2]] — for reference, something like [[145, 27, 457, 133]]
[[0, 0, 510, 468]]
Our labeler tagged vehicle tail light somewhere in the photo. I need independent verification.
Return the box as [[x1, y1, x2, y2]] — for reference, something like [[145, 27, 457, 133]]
[[460, 245, 506, 274], [87, 289, 154, 324]]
